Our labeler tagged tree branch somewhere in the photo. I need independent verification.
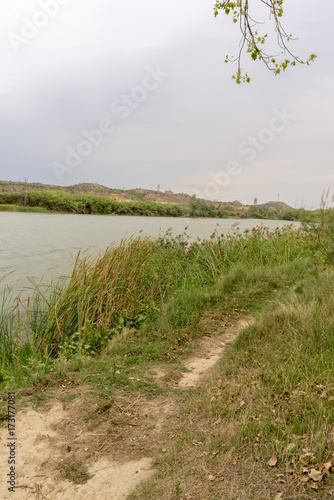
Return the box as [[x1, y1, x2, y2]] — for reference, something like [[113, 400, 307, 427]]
[[214, 0, 317, 83]]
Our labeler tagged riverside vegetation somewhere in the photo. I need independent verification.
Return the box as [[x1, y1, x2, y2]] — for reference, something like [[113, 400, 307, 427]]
[[0, 203, 334, 497], [0, 188, 316, 221]]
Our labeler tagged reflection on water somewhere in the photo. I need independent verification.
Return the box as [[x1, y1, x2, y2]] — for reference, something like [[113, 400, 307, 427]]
[[0, 212, 299, 295]]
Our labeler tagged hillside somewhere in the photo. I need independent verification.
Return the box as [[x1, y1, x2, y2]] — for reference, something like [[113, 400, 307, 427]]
[[259, 200, 292, 210], [0, 181, 294, 213], [0, 180, 247, 211]]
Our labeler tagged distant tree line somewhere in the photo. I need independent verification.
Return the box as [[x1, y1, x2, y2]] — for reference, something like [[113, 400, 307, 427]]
[[0, 190, 189, 217], [240, 205, 317, 222], [0, 190, 318, 221]]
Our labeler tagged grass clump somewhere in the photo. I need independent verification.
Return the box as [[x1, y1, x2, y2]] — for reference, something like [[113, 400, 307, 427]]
[[58, 457, 92, 484]]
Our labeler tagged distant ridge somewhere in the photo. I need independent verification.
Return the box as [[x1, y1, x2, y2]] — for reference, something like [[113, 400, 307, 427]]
[[0, 180, 292, 211]]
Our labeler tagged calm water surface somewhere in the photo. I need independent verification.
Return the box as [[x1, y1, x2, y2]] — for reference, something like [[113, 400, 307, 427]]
[[0, 212, 299, 295]]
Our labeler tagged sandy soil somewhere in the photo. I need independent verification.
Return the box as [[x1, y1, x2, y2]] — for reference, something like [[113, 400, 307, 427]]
[[0, 317, 253, 499], [0, 403, 154, 499]]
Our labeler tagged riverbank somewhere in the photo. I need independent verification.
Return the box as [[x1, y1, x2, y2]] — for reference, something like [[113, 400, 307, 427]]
[[0, 213, 302, 302], [0, 189, 316, 221], [0, 204, 47, 213], [1, 218, 334, 497], [0, 224, 309, 367]]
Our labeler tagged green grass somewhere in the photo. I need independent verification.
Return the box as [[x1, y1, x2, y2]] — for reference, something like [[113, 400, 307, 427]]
[[228, 270, 334, 460], [132, 263, 334, 499], [0, 204, 47, 212], [0, 257, 315, 417], [0, 225, 312, 386]]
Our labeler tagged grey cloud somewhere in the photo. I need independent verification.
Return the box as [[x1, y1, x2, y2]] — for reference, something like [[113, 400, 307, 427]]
[[0, 0, 333, 207]]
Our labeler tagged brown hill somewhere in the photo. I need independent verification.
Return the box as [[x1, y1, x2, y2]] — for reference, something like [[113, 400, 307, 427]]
[[259, 201, 292, 210], [0, 181, 244, 209], [0, 180, 290, 212]]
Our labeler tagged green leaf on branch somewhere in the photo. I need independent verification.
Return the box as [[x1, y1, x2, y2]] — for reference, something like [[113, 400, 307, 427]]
[[214, 0, 316, 83]]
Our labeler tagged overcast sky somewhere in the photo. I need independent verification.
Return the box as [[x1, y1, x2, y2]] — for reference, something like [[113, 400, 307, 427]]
[[0, 0, 333, 207]]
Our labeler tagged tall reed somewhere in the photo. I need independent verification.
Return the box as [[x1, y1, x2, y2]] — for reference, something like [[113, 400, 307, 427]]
[[0, 225, 311, 363]]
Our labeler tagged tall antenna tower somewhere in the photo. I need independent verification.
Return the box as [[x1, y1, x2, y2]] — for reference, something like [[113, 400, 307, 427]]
[[156, 184, 160, 203]]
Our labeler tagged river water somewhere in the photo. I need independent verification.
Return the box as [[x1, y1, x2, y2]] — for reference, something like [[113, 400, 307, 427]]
[[0, 212, 298, 295]]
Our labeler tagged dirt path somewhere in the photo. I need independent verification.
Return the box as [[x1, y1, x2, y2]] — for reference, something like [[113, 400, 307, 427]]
[[0, 318, 253, 499], [176, 319, 251, 388]]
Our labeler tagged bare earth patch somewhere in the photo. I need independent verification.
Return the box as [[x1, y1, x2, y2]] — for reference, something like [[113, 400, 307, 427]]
[[0, 317, 252, 499], [0, 403, 154, 499]]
